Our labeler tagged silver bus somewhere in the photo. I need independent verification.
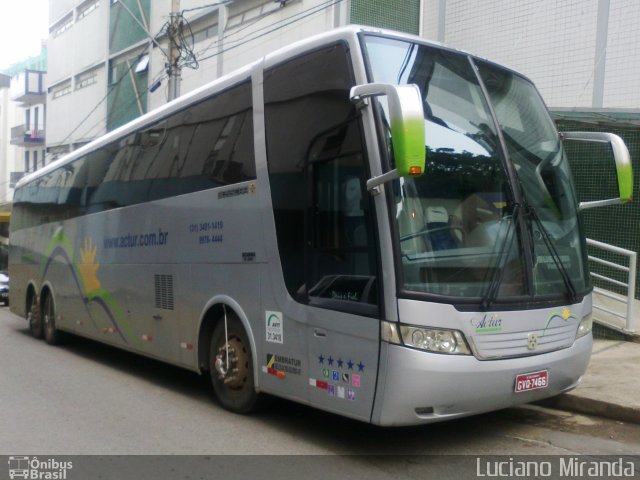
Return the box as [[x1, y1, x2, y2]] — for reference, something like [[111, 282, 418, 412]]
[[9, 27, 632, 426]]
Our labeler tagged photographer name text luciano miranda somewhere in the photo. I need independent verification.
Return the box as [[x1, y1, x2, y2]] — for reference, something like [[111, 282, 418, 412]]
[[476, 457, 635, 477]]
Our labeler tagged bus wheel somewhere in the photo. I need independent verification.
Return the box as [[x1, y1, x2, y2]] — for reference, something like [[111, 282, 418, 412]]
[[27, 293, 43, 339], [209, 315, 261, 414], [43, 294, 63, 345]]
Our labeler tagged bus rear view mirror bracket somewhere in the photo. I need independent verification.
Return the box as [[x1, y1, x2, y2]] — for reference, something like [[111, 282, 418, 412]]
[[350, 83, 426, 192], [560, 131, 633, 210]]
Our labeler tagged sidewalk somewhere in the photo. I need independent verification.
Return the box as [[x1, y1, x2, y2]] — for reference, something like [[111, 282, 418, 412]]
[[545, 339, 640, 424]]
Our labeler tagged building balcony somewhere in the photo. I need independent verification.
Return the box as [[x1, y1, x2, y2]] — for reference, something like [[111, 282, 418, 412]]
[[10, 70, 46, 105], [10, 125, 45, 146]]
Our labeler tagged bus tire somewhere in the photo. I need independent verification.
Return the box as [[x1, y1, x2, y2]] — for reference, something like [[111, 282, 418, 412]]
[[209, 314, 262, 414], [43, 293, 64, 345], [27, 292, 43, 339]]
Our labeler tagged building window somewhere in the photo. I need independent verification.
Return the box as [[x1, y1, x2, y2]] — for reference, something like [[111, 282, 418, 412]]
[[51, 14, 73, 37], [25, 109, 31, 130], [108, 65, 119, 85], [78, 0, 100, 19], [25, 151, 30, 172], [33, 151, 38, 172], [75, 68, 99, 90], [51, 82, 72, 99], [42, 149, 46, 168], [193, 24, 218, 45]]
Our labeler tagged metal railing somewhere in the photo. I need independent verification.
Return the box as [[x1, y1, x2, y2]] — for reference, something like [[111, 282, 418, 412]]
[[586, 238, 637, 334], [9, 124, 45, 145]]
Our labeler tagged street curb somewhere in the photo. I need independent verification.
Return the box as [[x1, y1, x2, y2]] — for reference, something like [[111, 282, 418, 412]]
[[541, 394, 640, 425]]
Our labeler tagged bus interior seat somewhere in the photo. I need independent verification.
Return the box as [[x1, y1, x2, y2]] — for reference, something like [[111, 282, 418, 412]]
[[424, 205, 459, 251]]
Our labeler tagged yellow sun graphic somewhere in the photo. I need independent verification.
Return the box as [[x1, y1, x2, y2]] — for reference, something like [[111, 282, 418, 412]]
[[79, 237, 101, 293], [561, 308, 571, 320]]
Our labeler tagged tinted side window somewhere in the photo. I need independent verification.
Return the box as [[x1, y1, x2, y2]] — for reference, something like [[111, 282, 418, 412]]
[[264, 44, 379, 314], [12, 81, 255, 231]]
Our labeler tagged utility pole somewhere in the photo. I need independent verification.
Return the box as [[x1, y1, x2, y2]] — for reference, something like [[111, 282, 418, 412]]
[[167, 0, 181, 101]]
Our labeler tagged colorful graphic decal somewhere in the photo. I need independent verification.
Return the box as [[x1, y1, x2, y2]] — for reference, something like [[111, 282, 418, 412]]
[[41, 231, 137, 345], [311, 352, 365, 401], [527, 308, 577, 350], [542, 308, 577, 335]]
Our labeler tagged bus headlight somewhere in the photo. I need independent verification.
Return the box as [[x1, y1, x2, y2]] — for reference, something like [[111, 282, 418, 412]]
[[576, 313, 593, 339], [381, 321, 471, 355]]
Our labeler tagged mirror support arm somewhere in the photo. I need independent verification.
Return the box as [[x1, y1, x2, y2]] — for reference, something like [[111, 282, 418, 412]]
[[366, 169, 398, 193], [560, 131, 633, 210]]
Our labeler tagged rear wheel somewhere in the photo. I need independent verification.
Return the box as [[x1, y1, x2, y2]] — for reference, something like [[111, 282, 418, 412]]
[[209, 314, 262, 413], [43, 293, 63, 345], [27, 293, 42, 339]]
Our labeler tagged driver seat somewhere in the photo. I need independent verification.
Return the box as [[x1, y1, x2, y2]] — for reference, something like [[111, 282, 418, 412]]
[[424, 206, 459, 251]]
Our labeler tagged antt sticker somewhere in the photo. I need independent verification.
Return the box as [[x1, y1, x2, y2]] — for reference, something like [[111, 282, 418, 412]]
[[265, 311, 283, 344]]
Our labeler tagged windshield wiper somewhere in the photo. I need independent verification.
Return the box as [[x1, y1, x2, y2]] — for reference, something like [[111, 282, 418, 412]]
[[480, 203, 520, 311], [526, 204, 578, 304]]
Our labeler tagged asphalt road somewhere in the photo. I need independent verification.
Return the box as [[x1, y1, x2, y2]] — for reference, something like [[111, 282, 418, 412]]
[[1, 306, 638, 478]]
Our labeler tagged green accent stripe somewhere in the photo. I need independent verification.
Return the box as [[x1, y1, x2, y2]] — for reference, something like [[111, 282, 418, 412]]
[[476, 327, 502, 333]]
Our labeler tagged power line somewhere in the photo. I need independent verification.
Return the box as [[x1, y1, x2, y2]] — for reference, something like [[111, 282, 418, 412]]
[[58, 50, 149, 147], [196, 0, 343, 60], [198, 0, 345, 63], [181, 1, 231, 14], [54, 0, 345, 155]]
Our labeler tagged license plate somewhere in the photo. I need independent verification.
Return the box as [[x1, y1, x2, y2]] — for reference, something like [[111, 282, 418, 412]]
[[514, 370, 548, 393]]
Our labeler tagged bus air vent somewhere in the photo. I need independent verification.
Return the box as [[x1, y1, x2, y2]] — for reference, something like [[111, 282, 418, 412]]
[[154, 274, 175, 310]]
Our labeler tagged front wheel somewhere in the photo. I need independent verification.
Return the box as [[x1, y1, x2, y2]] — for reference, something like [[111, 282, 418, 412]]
[[209, 314, 262, 414]]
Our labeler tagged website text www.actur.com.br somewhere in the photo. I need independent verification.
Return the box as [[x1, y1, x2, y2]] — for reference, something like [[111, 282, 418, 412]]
[[103, 228, 169, 249]]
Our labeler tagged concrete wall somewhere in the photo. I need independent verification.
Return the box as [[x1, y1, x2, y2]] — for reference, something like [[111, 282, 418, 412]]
[[47, 0, 109, 148], [422, 0, 640, 110]]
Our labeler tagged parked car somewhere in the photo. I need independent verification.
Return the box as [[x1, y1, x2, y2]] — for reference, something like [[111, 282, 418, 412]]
[[0, 271, 9, 306]]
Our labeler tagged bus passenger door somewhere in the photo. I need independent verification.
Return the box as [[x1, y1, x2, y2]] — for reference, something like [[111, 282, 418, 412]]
[[262, 43, 381, 421], [305, 151, 381, 422]]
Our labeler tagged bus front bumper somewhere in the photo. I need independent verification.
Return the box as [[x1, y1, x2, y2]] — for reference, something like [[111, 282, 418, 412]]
[[371, 334, 592, 426]]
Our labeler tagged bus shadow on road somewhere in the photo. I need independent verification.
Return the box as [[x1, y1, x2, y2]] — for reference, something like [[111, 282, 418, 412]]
[[15, 326, 507, 454]]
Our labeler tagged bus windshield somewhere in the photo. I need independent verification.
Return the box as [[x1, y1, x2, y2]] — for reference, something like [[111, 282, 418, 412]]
[[362, 35, 589, 305]]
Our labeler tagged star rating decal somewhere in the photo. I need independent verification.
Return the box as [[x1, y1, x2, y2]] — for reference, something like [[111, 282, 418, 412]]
[[312, 353, 365, 398]]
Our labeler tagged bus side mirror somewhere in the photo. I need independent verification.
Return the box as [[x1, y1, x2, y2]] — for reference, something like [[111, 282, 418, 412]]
[[560, 132, 633, 210], [350, 83, 425, 192]]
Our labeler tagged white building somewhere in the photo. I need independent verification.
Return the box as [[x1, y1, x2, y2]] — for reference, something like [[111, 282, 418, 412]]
[[0, 74, 14, 205], [46, 0, 422, 160], [0, 61, 47, 206], [422, 0, 640, 114]]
